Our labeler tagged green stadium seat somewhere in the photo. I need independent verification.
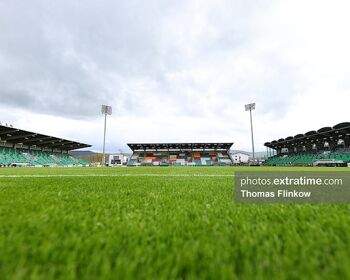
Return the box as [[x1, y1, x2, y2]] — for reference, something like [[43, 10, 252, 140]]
[[0, 147, 90, 167]]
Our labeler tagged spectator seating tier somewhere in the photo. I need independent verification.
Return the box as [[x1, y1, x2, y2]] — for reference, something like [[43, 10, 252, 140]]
[[0, 147, 90, 167], [265, 150, 350, 166], [127, 151, 232, 166]]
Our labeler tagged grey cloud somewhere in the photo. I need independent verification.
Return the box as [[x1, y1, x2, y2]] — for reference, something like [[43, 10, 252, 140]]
[[0, 0, 298, 121]]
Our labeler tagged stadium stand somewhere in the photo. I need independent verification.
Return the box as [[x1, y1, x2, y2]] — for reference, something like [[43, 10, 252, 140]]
[[127, 143, 234, 166], [264, 122, 350, 166], [0, 124, 90, 167]]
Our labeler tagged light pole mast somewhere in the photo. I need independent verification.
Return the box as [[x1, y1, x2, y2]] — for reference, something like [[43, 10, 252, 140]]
[[245, 103, 256, 162], [101, 105, 112, 166]]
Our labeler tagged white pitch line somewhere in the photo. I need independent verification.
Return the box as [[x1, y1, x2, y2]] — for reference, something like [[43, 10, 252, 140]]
[[0, 174, 235, 178]]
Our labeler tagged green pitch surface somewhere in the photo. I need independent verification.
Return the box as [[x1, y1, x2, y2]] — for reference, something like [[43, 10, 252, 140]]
[[1, 167, 350, 279]]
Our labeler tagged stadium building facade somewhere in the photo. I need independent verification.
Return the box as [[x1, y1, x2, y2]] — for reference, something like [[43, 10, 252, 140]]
[[127, 143, 233, 166], [0, 124, 91, 167], [264, 122, 350, 166]]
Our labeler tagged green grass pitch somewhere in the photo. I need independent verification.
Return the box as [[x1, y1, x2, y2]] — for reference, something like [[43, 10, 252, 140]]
[[1, 166, 350, 279]]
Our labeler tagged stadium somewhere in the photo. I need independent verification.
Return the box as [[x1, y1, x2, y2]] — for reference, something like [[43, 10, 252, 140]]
[[2, 1, 350, 279], [1, 118, 350, 279], [127, 143, 233, 166], [0, 124, 90, 167], [3, 121, 350, 168], [265, 122, 350, 167]]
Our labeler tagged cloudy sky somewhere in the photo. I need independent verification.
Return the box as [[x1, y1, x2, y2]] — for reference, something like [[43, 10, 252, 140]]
[[1, 0, 350, 153]]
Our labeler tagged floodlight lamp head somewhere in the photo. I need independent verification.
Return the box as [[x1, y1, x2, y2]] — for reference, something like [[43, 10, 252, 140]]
[[245, 103, 256, 111], [101, 105, 112, 115]]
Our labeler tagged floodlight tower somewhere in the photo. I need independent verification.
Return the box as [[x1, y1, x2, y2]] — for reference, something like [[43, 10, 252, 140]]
[[101, 105, 112, 166], [245, 103, 256, 162]]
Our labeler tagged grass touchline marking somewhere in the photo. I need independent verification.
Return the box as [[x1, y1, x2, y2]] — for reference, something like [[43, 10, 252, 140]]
[[0, 174, 235, 178]]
